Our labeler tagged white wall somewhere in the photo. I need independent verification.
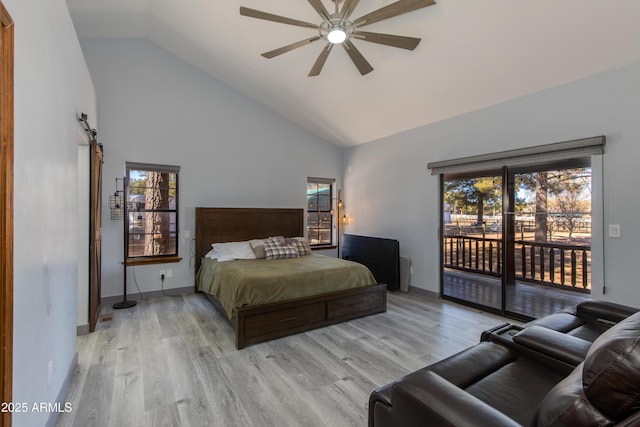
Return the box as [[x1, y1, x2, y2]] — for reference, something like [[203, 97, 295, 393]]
[[79, 38, 343, 298], [344, 62, 640, 309], [5, 0, 97, 426]]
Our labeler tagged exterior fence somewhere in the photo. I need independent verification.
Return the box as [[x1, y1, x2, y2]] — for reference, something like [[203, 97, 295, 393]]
[[443, 235, 591, 292]]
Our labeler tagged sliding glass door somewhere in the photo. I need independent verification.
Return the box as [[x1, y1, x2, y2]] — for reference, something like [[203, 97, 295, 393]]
[[440, 161, 592, 319], [441, 171, 504, 311], [505, 161, 592, 318]]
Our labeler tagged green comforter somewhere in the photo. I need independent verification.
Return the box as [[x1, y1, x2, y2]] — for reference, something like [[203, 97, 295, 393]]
[[196, 254, 377, 318]]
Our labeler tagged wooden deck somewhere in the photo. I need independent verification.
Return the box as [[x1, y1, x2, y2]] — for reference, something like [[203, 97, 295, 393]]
[[443, 269, 591, 319]]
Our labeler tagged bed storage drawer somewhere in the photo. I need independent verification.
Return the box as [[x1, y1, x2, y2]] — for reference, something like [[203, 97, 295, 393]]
[[232, 284, 386, 349], [327, 290, 385, 319], [243, 302, 326, 338]]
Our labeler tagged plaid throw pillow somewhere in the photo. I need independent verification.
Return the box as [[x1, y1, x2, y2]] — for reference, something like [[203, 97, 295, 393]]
[[264, 237, 300, 259], [285, 237, 312, 256]]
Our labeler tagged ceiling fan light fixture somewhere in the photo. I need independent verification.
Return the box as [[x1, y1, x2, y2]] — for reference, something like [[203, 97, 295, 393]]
[[240, 0, 437, 76], [327, 27, 347, 44]]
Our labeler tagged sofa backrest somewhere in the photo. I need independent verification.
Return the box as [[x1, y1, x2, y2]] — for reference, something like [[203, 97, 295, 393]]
[[531, 311, 640, 426], [583, 310, 640, 421]]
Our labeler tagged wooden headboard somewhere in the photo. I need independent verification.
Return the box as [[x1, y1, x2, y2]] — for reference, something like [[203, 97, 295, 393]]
[[194, 207, 304, 272]]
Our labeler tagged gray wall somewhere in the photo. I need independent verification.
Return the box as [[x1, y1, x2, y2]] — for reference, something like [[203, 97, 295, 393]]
[[6, 0, 97, 426], [344, 62, 640, 308], [79, 38, 343, 299]]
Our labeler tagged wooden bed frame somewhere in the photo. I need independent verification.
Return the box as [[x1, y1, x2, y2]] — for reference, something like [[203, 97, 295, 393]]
[[195, 207, 387, 349]]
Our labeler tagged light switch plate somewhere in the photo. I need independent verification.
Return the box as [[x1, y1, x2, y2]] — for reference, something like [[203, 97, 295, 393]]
[[609, 224, 621, 238]]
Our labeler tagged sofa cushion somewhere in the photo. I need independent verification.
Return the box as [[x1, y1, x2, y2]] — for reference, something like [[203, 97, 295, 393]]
[[524, 300, 639, 343], [530, 365, 612, 427], [465, 356, 565, 425], [425, 341, 515, 388], [531, 312, 640, 426], [392, 372, 521, 427], [582, 311, 640, 421], [384, 342, 563, 426]]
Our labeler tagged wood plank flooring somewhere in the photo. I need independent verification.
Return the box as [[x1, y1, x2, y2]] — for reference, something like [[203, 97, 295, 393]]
[[56, 292, 512, 427]]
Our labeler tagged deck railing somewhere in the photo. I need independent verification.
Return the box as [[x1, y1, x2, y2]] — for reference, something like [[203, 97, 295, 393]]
[[443, 235, 591, 292]]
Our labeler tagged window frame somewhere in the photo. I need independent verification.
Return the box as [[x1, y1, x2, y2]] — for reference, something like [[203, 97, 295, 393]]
[[306, 177, 335, 248], [124, 162, 180, 265]]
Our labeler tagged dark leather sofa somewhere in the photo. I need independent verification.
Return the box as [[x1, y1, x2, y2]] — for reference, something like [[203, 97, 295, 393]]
[[483, 300, 639, 368], [523, 299, 638, 342], [369, 301, 640, 427]]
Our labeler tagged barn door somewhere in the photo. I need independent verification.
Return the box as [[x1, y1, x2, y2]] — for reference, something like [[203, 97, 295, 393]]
[[89, 140, 103, 331], [0, 2, 14, 425]]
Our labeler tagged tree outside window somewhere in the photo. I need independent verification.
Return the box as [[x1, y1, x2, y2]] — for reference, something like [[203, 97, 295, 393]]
[[126, 163, 179, 259]]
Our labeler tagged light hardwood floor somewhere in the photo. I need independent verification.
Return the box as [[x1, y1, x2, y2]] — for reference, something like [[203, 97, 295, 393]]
[[56, 291, 511, 427]]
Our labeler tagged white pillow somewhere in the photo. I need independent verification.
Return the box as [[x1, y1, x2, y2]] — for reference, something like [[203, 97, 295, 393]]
[[204, 248, 216, 258], [211, 241, 256, 260], [204, 248, 234, 261]]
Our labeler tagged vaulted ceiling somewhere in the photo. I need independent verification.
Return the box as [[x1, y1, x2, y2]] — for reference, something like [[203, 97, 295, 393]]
[[66, 0, 640, 147]]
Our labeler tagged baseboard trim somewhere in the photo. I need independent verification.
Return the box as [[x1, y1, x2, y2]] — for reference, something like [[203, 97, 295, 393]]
[[76, 324, 90, 336], [45, 352, 77, 427], [408, 286, 440, 300], [101, 286, 195, 306]]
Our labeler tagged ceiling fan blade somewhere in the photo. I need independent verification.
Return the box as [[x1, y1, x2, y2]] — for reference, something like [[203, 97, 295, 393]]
[[240, 6, 318, 29], [353, 0, 436, 27], [340, 0, 361, 21], [261, 36, 322, 59], [342, 40, 374, 75], [307, 0, 331, 21], [353, 31, 421, 50], [308, 43, 334, 76]]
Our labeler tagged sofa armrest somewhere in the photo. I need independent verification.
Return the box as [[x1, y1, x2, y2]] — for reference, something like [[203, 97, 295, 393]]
[[389, 371, 520, 427], [513, 325, 591, 365], [576, 300, 639, 325]]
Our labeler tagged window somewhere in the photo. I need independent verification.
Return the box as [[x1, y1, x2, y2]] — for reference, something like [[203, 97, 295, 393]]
[[307, 178, 335, 246], [125, 163, 179, 262]]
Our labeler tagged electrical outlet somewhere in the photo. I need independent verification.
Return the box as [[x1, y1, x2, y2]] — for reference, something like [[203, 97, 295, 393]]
[[159, 270, 166, 278], [166, 269, 173, 278]]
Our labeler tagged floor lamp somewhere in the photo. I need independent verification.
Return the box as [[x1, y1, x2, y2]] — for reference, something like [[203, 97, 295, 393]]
[[336, 189, 345, 258], [113, 176, 136, 310]]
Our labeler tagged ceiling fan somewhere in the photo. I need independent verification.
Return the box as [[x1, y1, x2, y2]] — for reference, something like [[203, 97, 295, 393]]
[[240, 0, 436, 76]]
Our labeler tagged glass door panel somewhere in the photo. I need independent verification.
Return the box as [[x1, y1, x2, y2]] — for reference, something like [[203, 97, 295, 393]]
[[505, 165, 592, 318], [442, 174, 503, 311]]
